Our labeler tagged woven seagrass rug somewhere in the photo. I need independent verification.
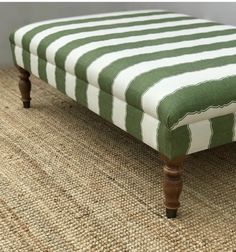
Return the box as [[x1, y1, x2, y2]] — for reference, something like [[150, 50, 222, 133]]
[[0, 68, 236, 251]]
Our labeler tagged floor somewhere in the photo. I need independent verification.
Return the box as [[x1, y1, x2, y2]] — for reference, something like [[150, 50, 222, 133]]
[[0, 68, 236, 251]]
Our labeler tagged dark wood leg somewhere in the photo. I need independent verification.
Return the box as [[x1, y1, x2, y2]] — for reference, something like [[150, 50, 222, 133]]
[[160, 155, 185, 218], [16, 65, 31, 108]]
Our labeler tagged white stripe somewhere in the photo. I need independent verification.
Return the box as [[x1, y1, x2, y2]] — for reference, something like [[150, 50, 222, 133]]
[[49, 19, 208, 66], [65, 73, 76, 100], [188, 120, 212, 154], [174, 103, 236, 129], [88, 26, 235, 86], [46, 63, 57, 88], [112, 97, 127, 131], [112, 44, 236, 100], [27, 54, 57, 88], [86, 84, 99, 115], [14, 46, 24, 67], [142, 64, 236, 120], [14, 10, 160, 47], [141, 113, 160, 150], [21, 47, 229, 155], [233, 114, 236, 141], [30, 54, 39, 77], [64, 19, 213, 75], [29, 13, 184, 54]]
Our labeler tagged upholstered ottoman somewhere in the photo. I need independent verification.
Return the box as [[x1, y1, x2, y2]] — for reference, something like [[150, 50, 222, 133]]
[[10, 9, 236, 218]]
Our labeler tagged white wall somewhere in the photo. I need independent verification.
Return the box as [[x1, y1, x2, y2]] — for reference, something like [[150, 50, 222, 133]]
[[1, 2, 236, 68], [128, 2, 236, 26], [0, 2, 129, 67], [0, 3, 29, 68]]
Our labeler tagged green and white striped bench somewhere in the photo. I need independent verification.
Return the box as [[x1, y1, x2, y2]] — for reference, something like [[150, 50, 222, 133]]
[[10, 9, 236, 218]]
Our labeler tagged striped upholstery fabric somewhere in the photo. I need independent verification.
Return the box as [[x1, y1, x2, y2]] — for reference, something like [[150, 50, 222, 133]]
[[9, 10, 236, 159]]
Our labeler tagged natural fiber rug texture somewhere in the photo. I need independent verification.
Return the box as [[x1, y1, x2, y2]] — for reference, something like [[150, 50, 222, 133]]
[[0, 68, 236, 252]]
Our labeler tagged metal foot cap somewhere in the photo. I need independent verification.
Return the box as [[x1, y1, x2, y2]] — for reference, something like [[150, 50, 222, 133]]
[[23, 101, 30, 108], [166, 208, 177, 218]]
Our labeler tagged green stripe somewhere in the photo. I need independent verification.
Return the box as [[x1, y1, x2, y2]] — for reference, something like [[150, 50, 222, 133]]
[[78, 23, 224, 82], [159, 75, 236, 129], [38, 58, 47, 82], [30, 23, 225, 105], [18, 17, 193, 73], [10, 43, 17, 65], [99, 87, 147, 141], [55, 68, 66, 94], [124, 55, 236, 140], [98, 29, 236, 94], [52, 17, 196, 69], [98, 38, 236, 134], [38, 14, 186, 57], [158, 123, 190, 159], [11, 10, 236, 161], [126, 105, 143, 141], [128, 54, 236, 112], [13, 46, 236, 160], [18, 11, 168, 48], [34, 51, 67, 95], [96, 29, 236, 120], [19, 12, 174, 69], [36, 19, 209, 94], [22, 50, 30, 71], [210, 114, 234, 148], [99, 86, 145, 143], [75, 79, 88, 108], [14, 44, 89, 107], [46, 29, 236, 127], [33, 16, 192, 60], [99, 91, 113, 123]]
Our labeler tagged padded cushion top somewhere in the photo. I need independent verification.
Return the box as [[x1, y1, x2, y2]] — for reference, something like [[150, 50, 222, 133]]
[[10, 10, 236, 129]]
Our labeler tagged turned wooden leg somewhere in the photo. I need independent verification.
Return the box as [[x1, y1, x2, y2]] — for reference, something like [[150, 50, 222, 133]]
[[16, 65, 31, 108], [160, 155, 185, 218]]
